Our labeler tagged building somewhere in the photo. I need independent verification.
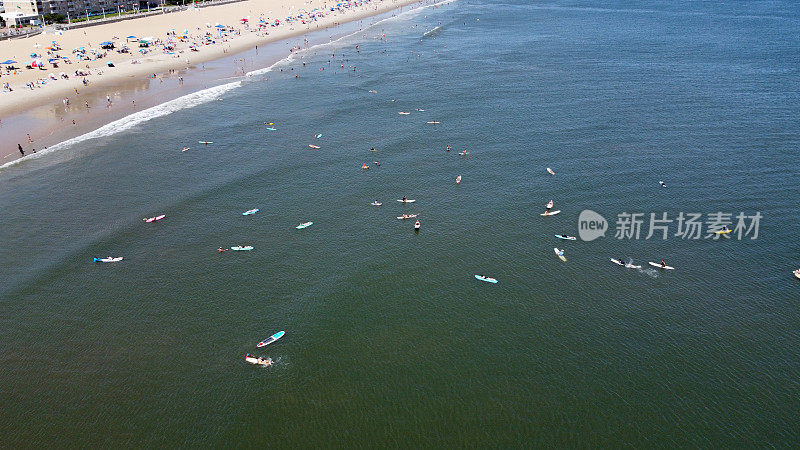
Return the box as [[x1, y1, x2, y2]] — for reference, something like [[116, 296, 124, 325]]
[[0, 0, 40, 26], [0, 0, 150, 22], [38, 0, 146, 17], [0, 12, 40, 26], [1, 0, 37, 16]]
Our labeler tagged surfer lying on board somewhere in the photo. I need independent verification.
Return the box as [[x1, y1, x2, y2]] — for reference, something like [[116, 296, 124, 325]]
[[218, 248, 228, 252]]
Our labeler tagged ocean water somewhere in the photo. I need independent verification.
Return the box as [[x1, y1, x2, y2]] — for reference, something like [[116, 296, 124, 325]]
[[2, 0, 800, 446]]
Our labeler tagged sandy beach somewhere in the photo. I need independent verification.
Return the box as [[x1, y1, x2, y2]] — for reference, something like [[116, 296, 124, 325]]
[[0, 0, 423, 162]]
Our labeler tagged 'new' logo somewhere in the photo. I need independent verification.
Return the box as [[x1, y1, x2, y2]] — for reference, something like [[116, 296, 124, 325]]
[[578, 210, 607, 241]]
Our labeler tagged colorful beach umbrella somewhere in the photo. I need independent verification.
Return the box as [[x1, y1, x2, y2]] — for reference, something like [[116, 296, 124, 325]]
[[1, 60, 17, 64]]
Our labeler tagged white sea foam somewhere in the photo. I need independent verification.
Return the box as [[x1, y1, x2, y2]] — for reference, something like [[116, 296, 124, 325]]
[[422, 25, 442, 37], [1, 80, 242, 170], [245, 53, 297, 78], [244, 19, 369, 78], [373, 0, 458, 26], [245, 0, 458, 78]]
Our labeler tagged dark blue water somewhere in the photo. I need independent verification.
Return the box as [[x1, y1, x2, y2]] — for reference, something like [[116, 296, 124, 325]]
[[2, 0, 799, 446]]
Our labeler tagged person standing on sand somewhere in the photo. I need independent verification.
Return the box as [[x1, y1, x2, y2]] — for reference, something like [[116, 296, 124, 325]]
[[18, 144, 24, 157]]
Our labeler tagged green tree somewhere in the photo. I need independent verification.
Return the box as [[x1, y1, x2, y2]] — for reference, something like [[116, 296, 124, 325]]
[[43, 13, 67, 24]]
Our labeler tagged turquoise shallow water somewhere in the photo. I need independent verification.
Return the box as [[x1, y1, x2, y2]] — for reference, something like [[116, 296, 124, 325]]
[[2, 0, 800, 446]]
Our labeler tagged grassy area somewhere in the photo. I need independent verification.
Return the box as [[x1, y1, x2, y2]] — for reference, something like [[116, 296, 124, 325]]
[[69, 10, 141, 23]]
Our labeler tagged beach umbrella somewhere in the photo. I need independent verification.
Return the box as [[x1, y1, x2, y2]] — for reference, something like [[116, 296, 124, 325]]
[[48, 58, 59, 62], [1, 60, 17, 64], [127, 35, 136, 38], [215, 24, 225, 28]]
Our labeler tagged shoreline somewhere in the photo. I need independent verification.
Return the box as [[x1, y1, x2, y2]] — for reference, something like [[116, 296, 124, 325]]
[[0, 0, 431, 165]]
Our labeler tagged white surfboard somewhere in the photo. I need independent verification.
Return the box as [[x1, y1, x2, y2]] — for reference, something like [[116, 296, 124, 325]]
[[648, 262, 675, 270], [540, 210, 561, 216]]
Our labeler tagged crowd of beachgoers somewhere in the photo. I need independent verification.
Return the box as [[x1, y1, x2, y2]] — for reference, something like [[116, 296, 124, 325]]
[[1, 0, 382, 94]]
